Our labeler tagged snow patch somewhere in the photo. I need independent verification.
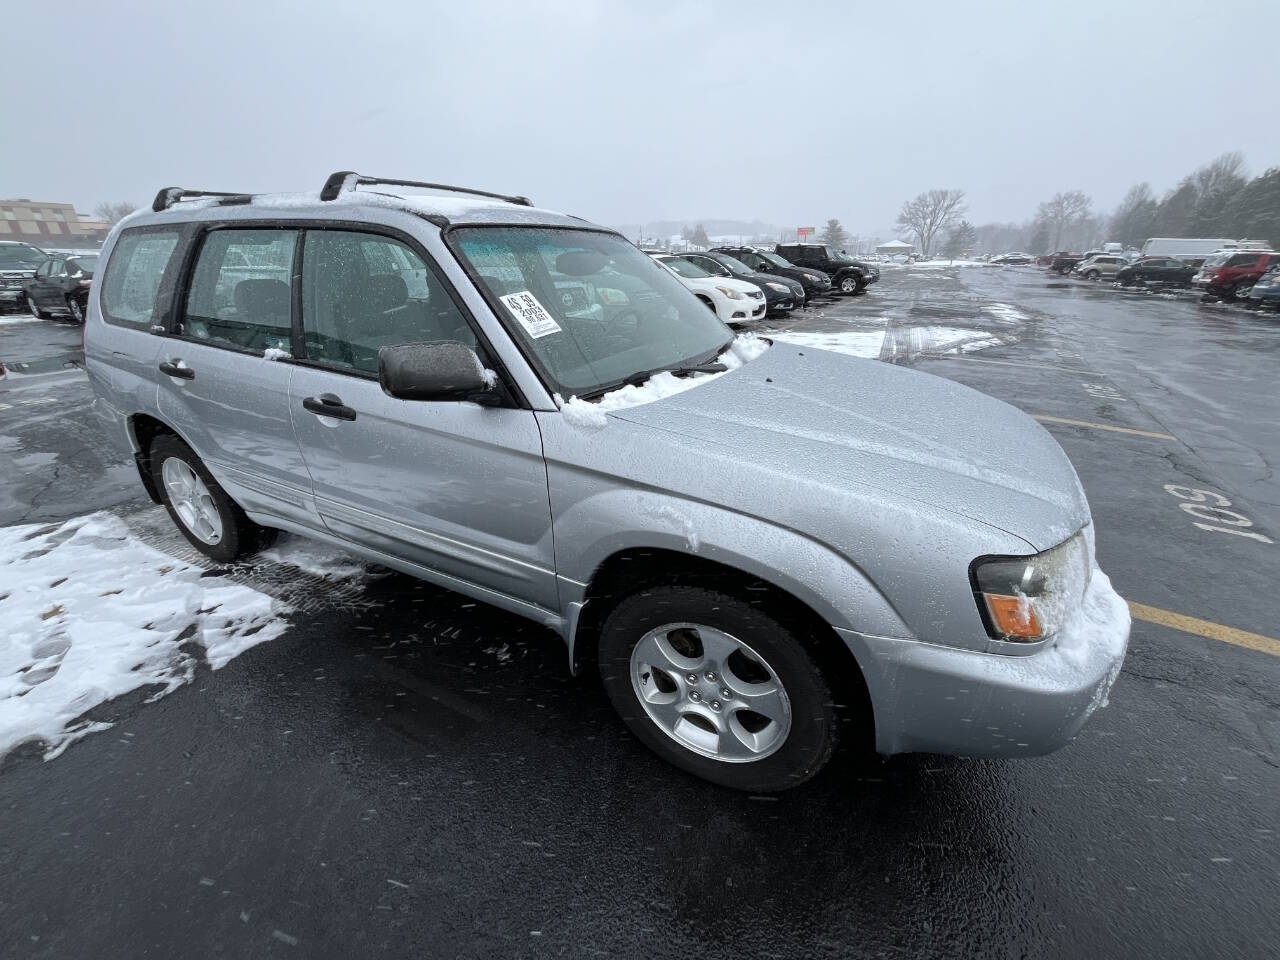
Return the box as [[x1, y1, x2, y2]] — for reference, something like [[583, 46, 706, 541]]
[[554, 334, 771, 430], [256, 534, 370, 581], [985, 303, 1030, 324], [770, 329, 885, 358], [263, 347, 293, 361], [0, 513, 292, 761]]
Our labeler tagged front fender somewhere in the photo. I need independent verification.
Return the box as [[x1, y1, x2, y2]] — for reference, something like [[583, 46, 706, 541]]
[[552, 486, 914, 641]]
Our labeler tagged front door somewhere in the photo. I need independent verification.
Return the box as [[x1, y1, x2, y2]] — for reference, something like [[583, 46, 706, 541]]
[[156, 227, 316, 527], [287, 227, 557, 613]]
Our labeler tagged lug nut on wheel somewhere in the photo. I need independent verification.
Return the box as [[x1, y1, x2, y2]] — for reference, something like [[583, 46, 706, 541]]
[[720, 688, 731, 699], [711, 700, 721, 711], [705, 671, 717, 682], [686, 673, 697, 684], [690, 691, 701, 701]]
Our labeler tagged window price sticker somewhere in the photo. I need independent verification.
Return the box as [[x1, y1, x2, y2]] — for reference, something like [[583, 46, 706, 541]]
[[500, 290, 562, 339]]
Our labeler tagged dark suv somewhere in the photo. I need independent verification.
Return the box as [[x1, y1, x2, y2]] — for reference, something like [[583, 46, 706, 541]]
[[0, 240, 49, 313], [711, 246, 831, 302], [774, 244, 879, 294]]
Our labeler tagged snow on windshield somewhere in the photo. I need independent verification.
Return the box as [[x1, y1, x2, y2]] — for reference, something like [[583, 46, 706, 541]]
[[554, 333, 770, 429]]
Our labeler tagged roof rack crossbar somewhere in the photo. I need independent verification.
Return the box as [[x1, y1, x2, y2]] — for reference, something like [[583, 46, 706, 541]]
[[319, 171, 532, 207], [152, 188, 249, 213]]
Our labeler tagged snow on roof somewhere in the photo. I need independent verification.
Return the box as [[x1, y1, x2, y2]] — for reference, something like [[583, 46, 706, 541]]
[[876, 239, 913, 249]]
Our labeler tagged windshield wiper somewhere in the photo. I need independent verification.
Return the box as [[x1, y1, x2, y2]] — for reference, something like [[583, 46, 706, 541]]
[[574, 360, 729, 401]]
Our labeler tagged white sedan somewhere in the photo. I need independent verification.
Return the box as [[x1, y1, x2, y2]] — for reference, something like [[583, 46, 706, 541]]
[[650, 254, 765, 325]]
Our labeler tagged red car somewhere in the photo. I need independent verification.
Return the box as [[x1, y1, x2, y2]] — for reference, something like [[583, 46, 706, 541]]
[[1192, 250, 1280, 299]]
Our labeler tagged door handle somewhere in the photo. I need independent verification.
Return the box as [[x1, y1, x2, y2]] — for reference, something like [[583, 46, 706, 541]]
[[158, 360, 195, 380], [302, 393, 357, 421]]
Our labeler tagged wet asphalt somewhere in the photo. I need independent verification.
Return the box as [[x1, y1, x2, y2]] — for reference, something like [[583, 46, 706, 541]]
[[2, 269, 1278, 959]]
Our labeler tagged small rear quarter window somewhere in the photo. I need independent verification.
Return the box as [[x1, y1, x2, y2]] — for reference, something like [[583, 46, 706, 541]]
[[101, 228, 182, 330]]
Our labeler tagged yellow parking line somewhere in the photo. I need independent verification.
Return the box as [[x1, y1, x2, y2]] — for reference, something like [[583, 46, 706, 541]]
[[1033, 415, 1175, 441], [1129, 602, 1280, 658]]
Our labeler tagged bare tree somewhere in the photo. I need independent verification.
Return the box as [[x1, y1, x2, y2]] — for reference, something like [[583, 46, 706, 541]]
[[93, 201, 138, 224], [896, 189, 966, 257], [1036, 191, 1092, 251]]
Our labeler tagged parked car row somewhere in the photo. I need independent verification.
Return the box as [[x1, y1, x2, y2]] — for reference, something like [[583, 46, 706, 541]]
[[0, 239, 99, 321], [644, 243, 880, 326], [1241, 265, 1280, 311]]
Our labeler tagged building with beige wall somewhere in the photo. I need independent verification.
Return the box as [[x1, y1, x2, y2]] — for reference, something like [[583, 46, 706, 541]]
[[0, 199, 109, 246]]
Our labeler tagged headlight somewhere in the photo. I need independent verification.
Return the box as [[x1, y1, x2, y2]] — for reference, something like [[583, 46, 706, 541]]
[[971, 533, 1090, 642], [766, 282, 790, 293], [715, 285, 745, 300], [804, 273, 821, 282]]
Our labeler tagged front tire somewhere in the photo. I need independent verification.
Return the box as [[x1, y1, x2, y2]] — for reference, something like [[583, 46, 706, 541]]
[[150, 434, 275, 562], [838, 275, 859, 295], [598, 585, 838, 791], [1085, 270, 1100, 280], [26, 295, 46, 319]]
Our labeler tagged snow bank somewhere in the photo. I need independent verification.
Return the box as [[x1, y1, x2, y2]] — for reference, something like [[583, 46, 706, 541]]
[[0, 513, 291, 760], [1056, 566, 1130, 719], [985, 303, 1030, 324], [770, 329, 885, 358], [555, 333, 770, 429]]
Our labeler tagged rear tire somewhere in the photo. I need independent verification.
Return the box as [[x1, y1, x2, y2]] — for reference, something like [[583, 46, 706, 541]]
[[598, 585, 839, 792], [66, 296, 84, 324], [150, 434, 275, 562]]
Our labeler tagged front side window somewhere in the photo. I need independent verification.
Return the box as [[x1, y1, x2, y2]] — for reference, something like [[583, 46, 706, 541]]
[[101, 229, 181, 329], [300, 230, 475, 374], [712, 254, 755, 276], [453, 226, 731, 399], [684, 255, 727, 276], [35, 261, 52, 278], [1226, 254, 1259, 268], [182, 229, 297, 352]]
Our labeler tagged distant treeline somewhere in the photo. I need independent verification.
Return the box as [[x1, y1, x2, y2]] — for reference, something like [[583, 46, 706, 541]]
[[973, 153, 1280, 255]]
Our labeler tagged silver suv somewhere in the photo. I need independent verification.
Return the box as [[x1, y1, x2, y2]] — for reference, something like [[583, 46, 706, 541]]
[[84, 173, 1130, 791]]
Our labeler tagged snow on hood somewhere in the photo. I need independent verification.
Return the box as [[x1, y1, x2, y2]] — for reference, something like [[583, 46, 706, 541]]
[[554, 333, 770, 429]]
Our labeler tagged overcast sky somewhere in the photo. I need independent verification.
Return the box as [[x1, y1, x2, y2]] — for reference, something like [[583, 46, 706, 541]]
[[5, 0, 1278, 236]]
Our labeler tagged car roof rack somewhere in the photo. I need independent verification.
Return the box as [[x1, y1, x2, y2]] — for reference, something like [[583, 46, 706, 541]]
[[152, 188, 253, 212], [319, 171, 532, 207]]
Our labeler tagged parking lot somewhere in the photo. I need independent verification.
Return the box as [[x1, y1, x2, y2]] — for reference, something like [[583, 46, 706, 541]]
[[3, 263, 1279, 958]]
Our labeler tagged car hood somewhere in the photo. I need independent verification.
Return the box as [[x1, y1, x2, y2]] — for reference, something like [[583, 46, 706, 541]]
[[739, 270, 802, 291], [608, 344, 1090, 551]]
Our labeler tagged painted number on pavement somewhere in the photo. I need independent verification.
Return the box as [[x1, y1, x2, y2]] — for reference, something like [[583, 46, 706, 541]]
[[1163, 484, 1273, 545], [1083, 381, 1127, 402]]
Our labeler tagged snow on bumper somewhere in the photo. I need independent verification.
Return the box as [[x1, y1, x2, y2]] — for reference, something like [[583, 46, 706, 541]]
[[839, 567, 1131, 758]]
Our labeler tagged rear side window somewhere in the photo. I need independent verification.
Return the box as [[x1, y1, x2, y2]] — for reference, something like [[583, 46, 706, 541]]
[[101, 229, 181, 330], [181, 229, 298, 353], [300, 230, 475, 375]]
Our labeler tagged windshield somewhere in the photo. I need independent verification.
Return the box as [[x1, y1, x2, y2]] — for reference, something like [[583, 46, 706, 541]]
[[454, 227, 732, 398], [0, 244, 46, 268], [712, 253, 755, 276], [758, 251, 793, 269], [660, 256, 712, 279]]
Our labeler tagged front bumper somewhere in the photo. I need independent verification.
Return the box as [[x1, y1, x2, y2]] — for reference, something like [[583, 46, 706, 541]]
[[838, 571, 1130, 758], [0, 287, 24, 302]]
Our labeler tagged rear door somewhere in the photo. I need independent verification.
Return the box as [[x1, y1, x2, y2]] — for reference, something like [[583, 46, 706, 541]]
[[287, 227, 557, 613], [156, 226, 315, 527]]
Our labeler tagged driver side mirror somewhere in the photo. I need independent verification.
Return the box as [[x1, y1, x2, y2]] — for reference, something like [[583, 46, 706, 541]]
[[378, 341, 498, 404]]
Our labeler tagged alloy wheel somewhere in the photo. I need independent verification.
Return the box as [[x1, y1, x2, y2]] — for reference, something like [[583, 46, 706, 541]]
[[630, 622, 792, 762], [161, 457, 224, 545]]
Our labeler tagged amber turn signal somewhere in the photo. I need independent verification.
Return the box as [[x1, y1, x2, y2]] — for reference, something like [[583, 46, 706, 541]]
[[983, 593, 1043, 641]]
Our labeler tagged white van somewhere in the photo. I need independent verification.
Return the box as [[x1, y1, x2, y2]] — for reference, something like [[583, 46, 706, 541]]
[[1140, 238, 1238, 263]]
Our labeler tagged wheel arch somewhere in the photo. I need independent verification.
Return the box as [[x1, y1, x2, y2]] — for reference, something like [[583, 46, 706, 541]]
[[572, 546, 877, 743], [127, 411, 185, 504]]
